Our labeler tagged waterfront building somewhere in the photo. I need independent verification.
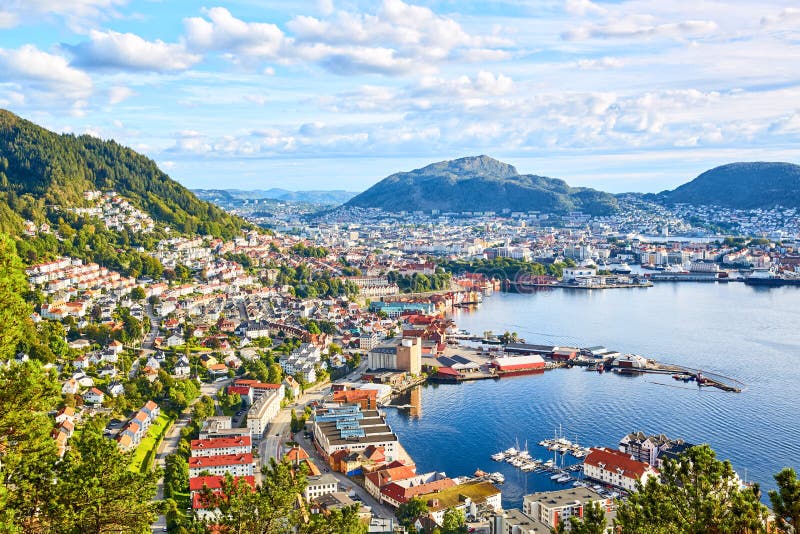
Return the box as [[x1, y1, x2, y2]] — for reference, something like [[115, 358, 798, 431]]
[[418, 480, 502, 527], [369, 301, 435, 318], [381, 476, 455, 508], [522, 488, 613, 533], [332, 388, 378, 409], [365, 463, 418, 500], [583, 447, 659, 491], [312, 405, 400, 461], [491, 355, 545, 375], [368, 336, 422, 374], [618, 432, 693, 467]]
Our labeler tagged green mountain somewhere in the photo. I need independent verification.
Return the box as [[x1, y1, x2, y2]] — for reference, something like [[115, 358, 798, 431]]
[[344, 155, 618, 215], [659, 162, 800, 208], [0, 109, 248, 238]]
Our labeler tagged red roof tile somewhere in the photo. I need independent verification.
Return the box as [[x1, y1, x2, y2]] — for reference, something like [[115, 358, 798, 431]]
[[585, 447, 659, 479], [191, 436, 251, 451]]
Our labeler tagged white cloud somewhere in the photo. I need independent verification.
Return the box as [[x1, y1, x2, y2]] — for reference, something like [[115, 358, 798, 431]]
[[69, 30, 201, 72], [563, 18, 718, 41], [317, 0, 335, 17], [565, 0, 606, 17], [0, 90, 25, 107], [108, 85, 134, 105], [416, 71, 514, 98], [0, 45, 92, 99], [181, 1, 511, 75], [576, 57, 624, 70], [5, 0, 129, 31], [184, 7, 287, 60], [0, 10, 19, 28], [761, 7, 800, 27]]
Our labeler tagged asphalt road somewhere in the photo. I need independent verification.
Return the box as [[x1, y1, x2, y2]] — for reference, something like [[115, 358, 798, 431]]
[[293, 431, 396, 520], [150, 378, 231, 532]]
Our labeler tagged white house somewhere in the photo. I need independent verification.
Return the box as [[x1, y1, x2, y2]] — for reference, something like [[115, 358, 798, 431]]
[[583, 447, 659, 492], [83, 387, 105, 405], [174, 356, 191, 377]]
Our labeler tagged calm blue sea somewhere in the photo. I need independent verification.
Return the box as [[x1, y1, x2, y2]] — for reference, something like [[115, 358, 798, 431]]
[[383, 283, 800, 507]]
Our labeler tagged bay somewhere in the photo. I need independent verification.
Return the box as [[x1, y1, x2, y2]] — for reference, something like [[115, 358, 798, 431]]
[[383, 282, 800, 508]]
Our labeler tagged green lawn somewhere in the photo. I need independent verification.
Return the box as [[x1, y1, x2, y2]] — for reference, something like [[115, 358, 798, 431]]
[[129, 412, 173, 473]]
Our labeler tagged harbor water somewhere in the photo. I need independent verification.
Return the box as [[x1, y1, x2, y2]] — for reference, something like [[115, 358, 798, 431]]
[[383, 282, 800, 508]]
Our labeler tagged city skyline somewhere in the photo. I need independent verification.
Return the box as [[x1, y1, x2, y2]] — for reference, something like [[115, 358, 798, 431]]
[[2, 0, 800, 192]]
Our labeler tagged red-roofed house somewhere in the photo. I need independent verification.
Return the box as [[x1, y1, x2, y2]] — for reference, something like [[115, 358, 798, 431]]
[[363, 445, 386, 464], [364, 464, 417, 500], [380, 477, 456, 508], [234, 379, 284, 401], [583, 447, 660, 491], [189, 453, 254, 478], [331, 389, 377, 410], [227, 385, 253, 405], [191, 436, 252, 457], [83, 387, 105, 404]]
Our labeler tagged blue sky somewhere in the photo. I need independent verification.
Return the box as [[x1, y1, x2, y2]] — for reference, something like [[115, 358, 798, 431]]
[[2, 1, 800, 193]]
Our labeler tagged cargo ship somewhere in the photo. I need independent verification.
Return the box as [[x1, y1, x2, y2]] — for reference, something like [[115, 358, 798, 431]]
[[744, 268, 800, 286]]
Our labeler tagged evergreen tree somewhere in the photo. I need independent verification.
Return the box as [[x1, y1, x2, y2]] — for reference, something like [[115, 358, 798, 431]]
[[0, 360, 61, 533], [566, 501, 607, 534], [397, 497, 428, 532], [52, 422, 159, 533], [615, 445, 768, 534], [769, 468, 800, 533], [0, 234, 31, 361], [206, 459, 307, 534]]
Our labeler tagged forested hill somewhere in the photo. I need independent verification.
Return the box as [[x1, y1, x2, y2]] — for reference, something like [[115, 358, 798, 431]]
[[658, 162, 800, 208], [0, 109, 248, 238], [344, 155, 619, 215]]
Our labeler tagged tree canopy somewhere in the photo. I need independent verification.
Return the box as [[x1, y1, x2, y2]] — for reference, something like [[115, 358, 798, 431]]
[[615, 444, 768, 534]]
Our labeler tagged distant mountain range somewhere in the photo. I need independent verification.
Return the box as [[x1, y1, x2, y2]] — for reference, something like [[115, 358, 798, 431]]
[[193, 188, 357, 205], [344, 155, 619, 215], [656, 162, 800, 209]]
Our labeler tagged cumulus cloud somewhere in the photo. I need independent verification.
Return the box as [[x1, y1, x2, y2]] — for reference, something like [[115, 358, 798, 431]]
[[415, 71, 514, 98], [108, 85, 134, 104], [4, 0, 129, 30], [184, 7, 287, 59], [68, 30, 201, 72], [179, 1, 511, 75], [287, 0, 511, 74], [761, 7, 800, 27], [317, 0, 335, 17], [563, 18, 718, 41], [0, 10, 19, 28], [0, 45, 92, 99], [576, 57, 624, 70], [565, 0, 606, 17]]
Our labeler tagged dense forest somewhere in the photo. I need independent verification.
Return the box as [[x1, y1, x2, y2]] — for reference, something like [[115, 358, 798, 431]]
[[0, 109, 249, 239]]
